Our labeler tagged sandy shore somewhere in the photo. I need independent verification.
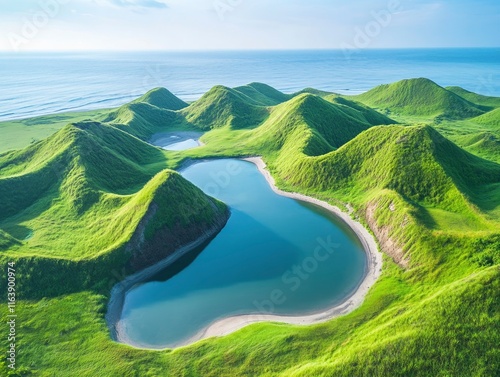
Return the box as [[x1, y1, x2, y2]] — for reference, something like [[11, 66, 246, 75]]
[[108, 157, 382, 350]]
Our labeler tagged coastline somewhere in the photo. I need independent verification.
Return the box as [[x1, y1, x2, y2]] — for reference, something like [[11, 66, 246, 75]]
[[108, 156, 382, 350]]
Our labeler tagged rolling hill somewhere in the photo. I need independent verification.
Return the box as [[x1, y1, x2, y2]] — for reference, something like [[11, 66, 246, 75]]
[[473, 107, 500, 128], [354, 78, 485, 119], [0, 120, 229, 296], [276, 124, 500, 213], [248, 93, 396, 157], [233, 82, 292, 106], [132, 87, 189, 111], [446, 86, 500, 108], [181, 85, 269, 129], [100, 101, 181, 140]]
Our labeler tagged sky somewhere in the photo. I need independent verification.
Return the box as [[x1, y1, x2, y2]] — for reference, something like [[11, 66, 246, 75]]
[[0, 0, 498, 51]]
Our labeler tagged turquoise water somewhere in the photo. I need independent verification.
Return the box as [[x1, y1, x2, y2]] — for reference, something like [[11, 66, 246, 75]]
[[118, 159, 367, 348], [1, 49, 499, 121], [162, 139, 200, 151]]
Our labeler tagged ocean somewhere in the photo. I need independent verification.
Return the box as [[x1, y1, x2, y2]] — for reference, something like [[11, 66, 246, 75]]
[[0, 48, 499, 121]]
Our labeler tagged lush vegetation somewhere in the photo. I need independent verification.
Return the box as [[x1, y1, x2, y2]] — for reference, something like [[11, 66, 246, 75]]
[[0, 78, 499, 376], [446, 86, 500, 109], [0, 120, 228, 300], [353, 78, 486, 119]]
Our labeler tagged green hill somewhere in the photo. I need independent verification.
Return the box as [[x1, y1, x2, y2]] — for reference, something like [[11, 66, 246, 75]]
[[132, 87, 188, 110], [327, 96, 397, 125], [181, 85, 269, 129], [473, 107, 500, 128], [454, 131, 500, 163], [446, 86, 500, 108], [294, 87, 335, 97], [0, 121, 228, 263], [278, 125, 499, 206], [233, 82, 291, 106], [99, 87, 189, 140], [248, 93, 395, 157], [354, 78, 485, 119], [100, 102, 181, 140]]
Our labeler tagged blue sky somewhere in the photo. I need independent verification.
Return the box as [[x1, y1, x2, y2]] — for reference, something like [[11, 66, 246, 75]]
[[0, 0, 498, 51]]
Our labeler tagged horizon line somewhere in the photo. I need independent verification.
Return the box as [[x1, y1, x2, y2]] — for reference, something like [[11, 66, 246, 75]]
[[1, 46, 499, 54]]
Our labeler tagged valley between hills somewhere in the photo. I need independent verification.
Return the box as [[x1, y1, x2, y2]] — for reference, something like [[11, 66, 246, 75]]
[[0, 78, 499, 376]]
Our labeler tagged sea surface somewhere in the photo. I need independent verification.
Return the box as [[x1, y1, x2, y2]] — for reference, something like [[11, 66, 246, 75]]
[[1, 48, 499, 121], [118, 159, 367, 348]]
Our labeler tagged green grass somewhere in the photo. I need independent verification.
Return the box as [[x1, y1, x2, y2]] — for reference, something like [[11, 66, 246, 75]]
[[0, 109, 110, 154], [233, 82, 292, 106], [131, 87, 188, 111], [446, 86, 500, 108], [181, 85, 270, 130], [473, 107, 500, 128], [1, 79, 499, 376], [353, 78, 485, 120], [0, 120, 229, 301]]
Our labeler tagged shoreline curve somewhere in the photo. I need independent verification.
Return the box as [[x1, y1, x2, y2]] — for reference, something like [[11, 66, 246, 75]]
[[108, 156, 382, 350]]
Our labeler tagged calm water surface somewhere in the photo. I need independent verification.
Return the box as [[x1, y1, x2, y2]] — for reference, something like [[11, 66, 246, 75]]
[[118, 159, 367, 348], [1, 49, 498, 121]]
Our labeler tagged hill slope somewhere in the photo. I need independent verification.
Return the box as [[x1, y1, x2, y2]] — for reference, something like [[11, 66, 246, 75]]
[[100, 102, 180, 140], [233, 82, 291, 106], [473, 107, 500, 128], [0, 121, 228, 263], [354, 78, 485, 119], [246, 93, 396, 158], [132, 87, 188, 110], [181, 85, 269, 130], [446, 86, 500, 108]]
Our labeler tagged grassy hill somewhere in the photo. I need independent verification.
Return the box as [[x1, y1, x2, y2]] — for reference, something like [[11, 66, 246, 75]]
[[100, 87, 189, 139], [274, 124, 500, 218], [132, 87, 188, 110], [326, 96, 397, 125], [354, 78, 485, 119], [100, 102, 182, 140], [0, 120, 229, 298], [181, 85, 269, 129], [446, 86, 500, 108], [295, 87, 335, 97], [453, 131, 500, 163], [233, 82, 292, 106], [473, 107, 500, 128], [247, 93, 395, 157], [0, 79, 499, 376]]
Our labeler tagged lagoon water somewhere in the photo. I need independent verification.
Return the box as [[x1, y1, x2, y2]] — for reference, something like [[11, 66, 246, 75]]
[[118, 159, 366, 348], [1, 48, 499, 121], [162, 139, 200, 151]]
